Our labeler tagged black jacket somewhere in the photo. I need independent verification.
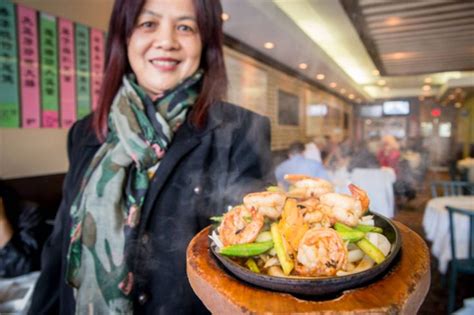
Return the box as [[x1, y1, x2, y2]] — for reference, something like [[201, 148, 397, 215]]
[[0, 196, 46, 278], [29, 102, 274, 314]]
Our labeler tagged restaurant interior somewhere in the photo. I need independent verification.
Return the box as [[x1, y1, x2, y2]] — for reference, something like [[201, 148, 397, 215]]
[[0, 0, 473, 314]]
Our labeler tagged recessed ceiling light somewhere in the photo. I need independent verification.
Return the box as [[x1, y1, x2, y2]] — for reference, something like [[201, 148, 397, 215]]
[[455, 102, 462, 108], [330, 82, 337, 88], [340, 88, 346, 94], [372, 69, 380, 76], [316, 74, 325, 80], [348, 94, 354, 99], [424, 77, 432, 83], [263, 42, 275, 49], [422, 85, 431, 91], [449, 94, 455, 100], [385, 17, 401, 26], [221, 13, 230, 21], [299, 63, 308, 70], [377, 79, 386, 86]]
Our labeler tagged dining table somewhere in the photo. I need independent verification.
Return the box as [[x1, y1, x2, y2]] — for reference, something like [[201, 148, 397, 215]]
[[422, 195, 474, 274]]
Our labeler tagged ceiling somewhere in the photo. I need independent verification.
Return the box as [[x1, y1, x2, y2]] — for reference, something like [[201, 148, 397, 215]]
[[221, 0, 474, 104]]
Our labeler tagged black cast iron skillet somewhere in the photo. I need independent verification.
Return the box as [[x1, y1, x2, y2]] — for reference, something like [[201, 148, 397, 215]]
[[209, 212, 401, 296]]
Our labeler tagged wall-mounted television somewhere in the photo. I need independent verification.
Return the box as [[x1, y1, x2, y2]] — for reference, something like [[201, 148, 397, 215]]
[[383, 101, 410, 115], [360, 105, 383, 117]]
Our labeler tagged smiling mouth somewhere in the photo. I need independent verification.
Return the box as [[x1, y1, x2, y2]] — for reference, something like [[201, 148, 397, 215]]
[[151, 60, 179, 67]]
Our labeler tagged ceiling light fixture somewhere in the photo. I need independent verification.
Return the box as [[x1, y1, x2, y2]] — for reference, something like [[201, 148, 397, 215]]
[[455, 102, 462, 108], [348, 94, 354, 99], [316, 74, 325, 80], [424, 77, 432, 84], [385, 17, 401, 26], [221, 13, 230, 21], [330, 82, 337, 88], [299, 63, 308, 70], [263, 42, 275, 49], [422, 85, 431, 91], [372, 70, 380, 76], [377, 79, 386, 86], [340, 88, 346, 94]]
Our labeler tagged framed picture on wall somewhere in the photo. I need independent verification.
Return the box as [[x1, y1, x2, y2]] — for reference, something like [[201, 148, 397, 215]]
[[278, 90, 299, 126]]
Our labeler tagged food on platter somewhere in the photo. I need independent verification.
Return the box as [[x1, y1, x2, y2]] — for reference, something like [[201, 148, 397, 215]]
[[209, 175, 395, 278]]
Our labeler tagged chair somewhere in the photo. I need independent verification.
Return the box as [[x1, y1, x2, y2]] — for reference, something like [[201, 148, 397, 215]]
[[430, 181, 474, 198], [446, 206, 474, 314]]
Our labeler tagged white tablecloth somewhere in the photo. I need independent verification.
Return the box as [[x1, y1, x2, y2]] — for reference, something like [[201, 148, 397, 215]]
[[422, 196, 474, 273]]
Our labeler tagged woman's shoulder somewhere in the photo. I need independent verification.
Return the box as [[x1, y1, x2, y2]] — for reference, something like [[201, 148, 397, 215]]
[[68, 114, 101, 147]]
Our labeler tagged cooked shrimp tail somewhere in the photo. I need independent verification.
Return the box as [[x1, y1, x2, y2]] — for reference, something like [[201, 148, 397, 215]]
[[349, 184, 370, 213]]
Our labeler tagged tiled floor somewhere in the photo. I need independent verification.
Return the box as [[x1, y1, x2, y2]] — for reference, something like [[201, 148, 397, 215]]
[[394, 172, 474, 314]]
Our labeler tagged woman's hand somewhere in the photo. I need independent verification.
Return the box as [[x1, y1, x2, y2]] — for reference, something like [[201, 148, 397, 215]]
[[0, 197, 14, 247]]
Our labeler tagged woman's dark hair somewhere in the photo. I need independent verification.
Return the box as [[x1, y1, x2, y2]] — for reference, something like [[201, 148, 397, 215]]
[[93, 0, 227, 139]]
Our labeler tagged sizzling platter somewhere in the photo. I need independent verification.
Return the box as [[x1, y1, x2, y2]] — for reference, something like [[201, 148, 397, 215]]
[[208, 175, 401, 295]]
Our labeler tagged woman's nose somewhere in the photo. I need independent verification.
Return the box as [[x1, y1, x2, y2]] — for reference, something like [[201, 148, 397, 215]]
[[153, 25, 179, 50]]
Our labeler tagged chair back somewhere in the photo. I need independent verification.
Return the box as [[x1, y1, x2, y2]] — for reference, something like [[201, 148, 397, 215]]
[[446, 206, 474, 262], [431, 181, 474, 198]]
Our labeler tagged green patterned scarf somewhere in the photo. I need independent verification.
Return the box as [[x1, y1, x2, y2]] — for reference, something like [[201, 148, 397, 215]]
[[66, 70, 203, 314]]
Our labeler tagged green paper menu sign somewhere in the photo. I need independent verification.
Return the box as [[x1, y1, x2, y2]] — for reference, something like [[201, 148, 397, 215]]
[[0, 1, 20, 128], [39, 13, 59, 128], [75, 23, 91, 119]]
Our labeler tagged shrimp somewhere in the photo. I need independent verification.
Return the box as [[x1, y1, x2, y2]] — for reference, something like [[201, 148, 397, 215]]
[[284, 175, 334, 199], [348, 184, 370, 216], [243, 191, 286, 220], [295, 227, 348, 277], [218, 205, 265, 246], [318, 193, 361, 226], [296, 199, 333, 228]]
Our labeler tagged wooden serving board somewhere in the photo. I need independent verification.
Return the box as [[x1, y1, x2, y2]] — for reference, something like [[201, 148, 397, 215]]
[[186, 222, 430, 314]]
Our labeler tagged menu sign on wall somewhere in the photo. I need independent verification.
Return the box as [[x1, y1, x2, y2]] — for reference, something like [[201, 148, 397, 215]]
[[0, 1, 106, 129], [75, 23, 91, 119], [59, 18, 76, 128], [90, 29, 104, 111], [39, 13, 59, 127], [0, 0, 20, 127], [18, 5, 40, 128]]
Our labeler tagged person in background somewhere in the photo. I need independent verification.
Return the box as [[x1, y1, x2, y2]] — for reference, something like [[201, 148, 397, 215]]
[[0, 182, 46, 278], [29, 0, 273, 314], [348, 142, 380, 172], [377, 135, 401, 176], [275, 141, 329, 189], [303, 136, 324, 163]]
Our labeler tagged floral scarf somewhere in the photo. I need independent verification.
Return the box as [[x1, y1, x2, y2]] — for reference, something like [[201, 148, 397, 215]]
[[66, 70, 203, 314]]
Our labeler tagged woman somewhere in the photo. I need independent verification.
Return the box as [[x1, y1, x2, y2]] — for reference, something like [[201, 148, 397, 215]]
[[29, 0, 273, 314], [377, 135, 400, 176]]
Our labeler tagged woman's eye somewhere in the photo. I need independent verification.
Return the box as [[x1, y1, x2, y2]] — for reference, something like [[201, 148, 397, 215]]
[[140, 21, 155, 29], [177, 24, 194, 33]]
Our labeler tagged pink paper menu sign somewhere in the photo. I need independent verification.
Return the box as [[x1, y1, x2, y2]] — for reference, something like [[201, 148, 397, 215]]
[[90, 29, 104, 111], [17, 5, 40, 128], [59, 18, 76, 128]]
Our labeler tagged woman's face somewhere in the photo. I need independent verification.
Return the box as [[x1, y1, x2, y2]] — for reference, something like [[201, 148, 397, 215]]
[[127, 0, 202, 99]]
